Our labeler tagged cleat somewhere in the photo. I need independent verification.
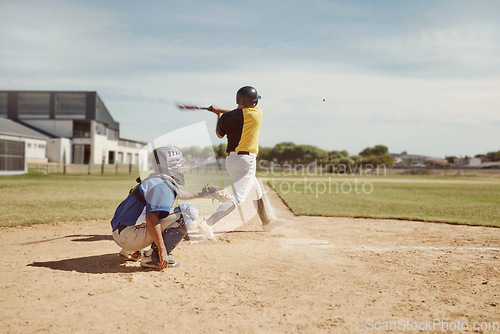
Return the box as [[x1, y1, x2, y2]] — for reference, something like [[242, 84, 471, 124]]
[[141, 255, 180, 269], [119, 249, 142, 261], [142, 248, 153, 258], [198, 220, 217, 241]]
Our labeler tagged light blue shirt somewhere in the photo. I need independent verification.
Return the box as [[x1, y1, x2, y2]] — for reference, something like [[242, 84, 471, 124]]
[[110, 176, 176, 231]]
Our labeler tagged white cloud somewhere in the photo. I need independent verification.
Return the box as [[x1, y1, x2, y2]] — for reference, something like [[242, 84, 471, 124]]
[[347, 24, 500, 78], [1, 0, 499, 157]]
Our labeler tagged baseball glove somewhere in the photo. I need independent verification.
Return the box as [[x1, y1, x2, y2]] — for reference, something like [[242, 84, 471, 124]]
[[200, 184, 232, 203]]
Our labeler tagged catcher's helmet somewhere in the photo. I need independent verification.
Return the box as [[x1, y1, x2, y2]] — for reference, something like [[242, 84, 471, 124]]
[[236, 86, 261, 107], [152, 146, 186, 186]]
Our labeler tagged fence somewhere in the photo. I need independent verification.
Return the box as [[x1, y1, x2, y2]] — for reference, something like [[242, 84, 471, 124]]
[[27, 162, 224, 175], [28, 163, 140, 175]]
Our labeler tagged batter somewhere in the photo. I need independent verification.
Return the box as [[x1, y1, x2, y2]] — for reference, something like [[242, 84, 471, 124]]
[[198, 86, 273, 240]]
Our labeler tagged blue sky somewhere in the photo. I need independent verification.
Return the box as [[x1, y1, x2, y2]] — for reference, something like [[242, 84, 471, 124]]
[[1, 0, 499, 157]]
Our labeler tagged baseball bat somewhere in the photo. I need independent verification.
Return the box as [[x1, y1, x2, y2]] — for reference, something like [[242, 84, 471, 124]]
[[176, 103, 212, 111]]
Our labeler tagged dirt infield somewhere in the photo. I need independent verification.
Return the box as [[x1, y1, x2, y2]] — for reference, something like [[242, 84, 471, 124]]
[[1, 185, 499, 333]]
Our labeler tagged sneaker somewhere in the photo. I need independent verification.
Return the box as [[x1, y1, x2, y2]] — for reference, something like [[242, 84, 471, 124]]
[[198, 220, 217, 241], [141, 255, 180, 269], [119, 249, 142, 261]]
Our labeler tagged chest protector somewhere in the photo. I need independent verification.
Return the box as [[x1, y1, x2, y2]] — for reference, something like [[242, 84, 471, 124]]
[[129, 174, 179, 206]]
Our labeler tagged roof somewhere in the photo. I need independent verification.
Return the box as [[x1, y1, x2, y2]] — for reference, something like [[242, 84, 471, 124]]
[[120, 137, 147, 145], [0, 90, 120, 130], [95, 93, 119, 130], [0, 118, 49, 140], [431, 160, 449, 166]]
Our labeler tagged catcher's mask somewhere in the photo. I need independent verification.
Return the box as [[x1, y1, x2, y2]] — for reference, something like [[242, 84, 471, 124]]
[[236, 86, 261, 107], [152, 146, 186, 186]]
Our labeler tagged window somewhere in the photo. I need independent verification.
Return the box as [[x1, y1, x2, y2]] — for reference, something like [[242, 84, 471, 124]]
[[55, 92, 86, 119], [73, 144, 91, 164], [18, 92, 50, 118], [107, 128, 117, 141], [108, 151, 115, 164], [95, 122, 106, 136], [0, 140, 25, 171], [0, 92, 7, 118], [73, 121, 90, 138], [117, 152, 123, 164]]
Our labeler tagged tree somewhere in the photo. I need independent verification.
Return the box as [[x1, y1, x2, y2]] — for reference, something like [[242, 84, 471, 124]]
[[360, 145, 389, 157], [257, 146, 272, 162], [327, 150, 346, 161], [486, 151, 500, 162], [212, 144, 227, 160], [270, 142, 298, 164], [295, 145, 327, 164], [357, 145, 394, 167], [445, 156, 457, 164], [181, 145, 202, 162]]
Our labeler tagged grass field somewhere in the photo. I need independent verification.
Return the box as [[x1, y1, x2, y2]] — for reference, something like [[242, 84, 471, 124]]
[[0, 171, 231, 227], [269, 179, 500, 227], [0, 172, 133, 227], [2, 171, 499, 228], [257, 167, 500, 180]]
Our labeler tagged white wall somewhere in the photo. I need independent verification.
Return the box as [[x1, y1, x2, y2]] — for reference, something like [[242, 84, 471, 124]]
[[25, 138, 48, 163], [90, 120, 144, 164], [0, 134, 47, 164], [91, 120, 109, 164], [4, 120, 144, 166], [47, 138, 71, 164], [468, 158, 481, 167]]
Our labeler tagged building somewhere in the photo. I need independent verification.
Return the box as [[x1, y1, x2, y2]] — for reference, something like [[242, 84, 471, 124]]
[[391, 151, 447, 168], [0, 118, 51, 175], [0, 90, 144, 169]]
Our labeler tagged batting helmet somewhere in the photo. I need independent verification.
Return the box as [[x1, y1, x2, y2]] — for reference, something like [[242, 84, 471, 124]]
[[152, 146, 186, 186], [236, 86, 261, 107]]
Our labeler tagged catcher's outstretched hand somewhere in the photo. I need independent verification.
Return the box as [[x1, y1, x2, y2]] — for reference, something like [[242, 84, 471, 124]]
[[200, 184, 232, 203]]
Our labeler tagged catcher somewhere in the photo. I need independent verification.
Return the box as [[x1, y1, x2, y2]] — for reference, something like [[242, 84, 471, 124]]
[[110, 146, 230, 269]]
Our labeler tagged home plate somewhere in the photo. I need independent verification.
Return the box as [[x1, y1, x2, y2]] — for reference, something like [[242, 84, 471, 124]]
[[283, 238, 329, 246]]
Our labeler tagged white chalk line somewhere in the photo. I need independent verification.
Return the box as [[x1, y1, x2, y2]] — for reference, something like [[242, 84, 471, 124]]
[[259, 178, 277, 220], [282, 242, 500, 252], [341, 246, 500, 252], [260, 180, 500, 253]]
